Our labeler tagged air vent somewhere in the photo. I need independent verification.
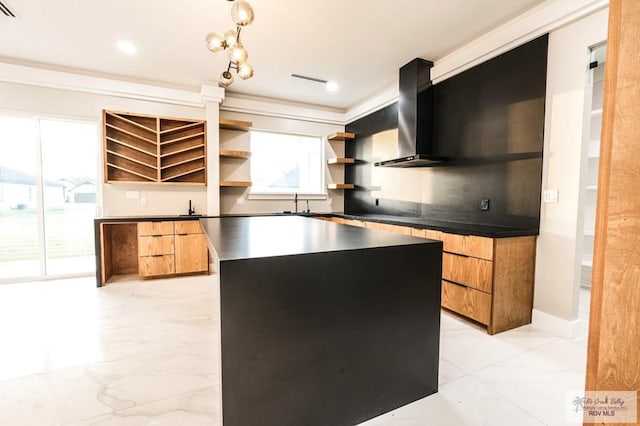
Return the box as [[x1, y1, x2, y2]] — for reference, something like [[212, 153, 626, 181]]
[[0, 1, 16, 17], [290, 73, 328, 84]]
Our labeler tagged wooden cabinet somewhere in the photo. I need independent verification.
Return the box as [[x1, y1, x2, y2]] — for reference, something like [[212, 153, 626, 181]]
[[320, 217, 537, 334], [103, 110, 207, 185], [175, 221, 209, 274], [137, 221, 175, 277]]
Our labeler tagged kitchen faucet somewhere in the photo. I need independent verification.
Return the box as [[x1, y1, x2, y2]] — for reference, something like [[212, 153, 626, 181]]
[[294, 193, 298, 213], [188, 200, 195, 216]]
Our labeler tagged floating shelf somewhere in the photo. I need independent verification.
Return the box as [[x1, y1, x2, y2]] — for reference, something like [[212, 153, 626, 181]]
[[586, 185, 598, 191], [104, 111, 207, 185], [219, 118, 253, 132], [220, 180, 252, 187], [220, 149, 251, 159], [327, 157, 355, 165], [327, 132, 355, 141], [582, 259, 593, 267], [591, 108, 603, 116], [327, 183, 355, 190]]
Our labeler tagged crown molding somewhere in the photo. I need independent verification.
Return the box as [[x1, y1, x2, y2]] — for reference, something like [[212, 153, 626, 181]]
[[220, 94, 345, 125], [0, 62, 205, 107]]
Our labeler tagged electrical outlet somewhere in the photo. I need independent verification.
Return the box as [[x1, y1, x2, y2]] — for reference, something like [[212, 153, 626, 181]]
[[543, 189, 559, 203], [480, 198, 490, 211], [125, 191, 139, 200], [140, 197, 147, 206]]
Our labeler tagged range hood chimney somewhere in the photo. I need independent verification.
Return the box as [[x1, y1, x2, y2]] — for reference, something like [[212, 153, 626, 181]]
[[374, 58, 449, 167]]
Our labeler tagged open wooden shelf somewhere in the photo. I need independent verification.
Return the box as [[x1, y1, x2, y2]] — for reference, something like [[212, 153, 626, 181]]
[[220, 180, 252, 187], [327, 157, 355, 165], [220, 149, 251, 159], [327, 183, 355, 190], [219, 118, 253, 131], [104, 111, 207, 185], [327, 132, 355, 141]]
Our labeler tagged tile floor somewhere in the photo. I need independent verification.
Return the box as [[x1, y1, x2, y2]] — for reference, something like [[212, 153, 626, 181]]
[[0, 276, 590, 425]]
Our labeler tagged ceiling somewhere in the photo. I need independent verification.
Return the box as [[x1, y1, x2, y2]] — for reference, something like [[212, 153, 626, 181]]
[[0, 0, 547, 110]]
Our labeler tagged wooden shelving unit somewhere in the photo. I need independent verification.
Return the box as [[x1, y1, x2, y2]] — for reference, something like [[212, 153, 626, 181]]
[[219, 118, 253, 190], [327, 132, 355, 141], [220, 180, 252, 187], [327, 183, 355, 190], [103, 111, 207, 185], [219, 118, 252, 132], [220, 149, 251, 159], [326, 131, 356, 190], [327, 157, 355, 165]]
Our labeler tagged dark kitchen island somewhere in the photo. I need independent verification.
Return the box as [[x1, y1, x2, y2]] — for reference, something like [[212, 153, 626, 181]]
[[200, 215, 442, 426]]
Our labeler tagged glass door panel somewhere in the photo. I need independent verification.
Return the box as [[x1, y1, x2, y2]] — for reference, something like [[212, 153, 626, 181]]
[[0, 117, 42, 279], [40, 119, 98, 275]]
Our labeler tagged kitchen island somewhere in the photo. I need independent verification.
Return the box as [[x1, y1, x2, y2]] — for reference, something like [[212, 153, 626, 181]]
[[200, 215, 442, 426]]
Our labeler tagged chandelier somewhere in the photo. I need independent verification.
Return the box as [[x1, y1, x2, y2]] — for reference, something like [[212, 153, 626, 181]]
[[205, 0, 255, 87]]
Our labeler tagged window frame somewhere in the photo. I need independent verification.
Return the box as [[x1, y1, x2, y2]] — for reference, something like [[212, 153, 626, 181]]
[[247, 129, 327, 200]]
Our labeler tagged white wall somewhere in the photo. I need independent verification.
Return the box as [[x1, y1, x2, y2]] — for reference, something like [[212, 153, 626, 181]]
[[218, 110, 345, 215], [0, 81, 208, 217], [532, 8, 608, 337]]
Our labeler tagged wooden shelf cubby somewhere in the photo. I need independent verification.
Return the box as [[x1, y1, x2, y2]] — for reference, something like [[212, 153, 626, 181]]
[[219, 118, 253, 132], [220, 149, 252, 159], [327, 183, 355, 190], [220, 180, 252, 187], [327, 157, 355, 165], [327, 132, 355, 141], [103, 110, 207, 185]]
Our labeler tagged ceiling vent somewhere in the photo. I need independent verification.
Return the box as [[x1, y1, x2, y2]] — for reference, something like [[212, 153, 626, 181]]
[[0, 1, 16, 17]]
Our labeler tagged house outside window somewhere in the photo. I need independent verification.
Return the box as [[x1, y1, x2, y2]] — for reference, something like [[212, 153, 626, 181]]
[[250, 130, 324, 195]]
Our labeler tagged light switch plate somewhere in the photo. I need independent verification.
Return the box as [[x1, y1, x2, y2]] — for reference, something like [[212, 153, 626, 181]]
[[543, 189, 559, 203]]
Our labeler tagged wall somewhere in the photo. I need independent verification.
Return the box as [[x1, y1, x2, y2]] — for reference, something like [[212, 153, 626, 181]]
[[345, 36, 547, 230], [532, 8, 608, 337], [218, 110, 345, 215], [0, 81, 208, 217]]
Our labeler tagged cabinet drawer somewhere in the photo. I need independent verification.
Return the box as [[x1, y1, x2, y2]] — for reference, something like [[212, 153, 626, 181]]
[[174, 220, 203, 235], [441, 233, 494, 260], [139, 254, 175, 277], [441, 280, 492, 325], [138, 221, 174, 236], [138, 235, 174, 256], [442, 253, 493, 293]]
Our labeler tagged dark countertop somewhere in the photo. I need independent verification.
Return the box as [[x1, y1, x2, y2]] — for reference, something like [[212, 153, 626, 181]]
[[323, 213, 538, 238], [95, 215, 203, 223], [200, 215, 439, 261], [94, 212, 537, 238]]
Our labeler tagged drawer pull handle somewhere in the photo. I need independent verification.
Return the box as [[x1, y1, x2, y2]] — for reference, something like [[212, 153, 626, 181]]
[[177, 233, 188, 236], [151, 254, 165, 257]]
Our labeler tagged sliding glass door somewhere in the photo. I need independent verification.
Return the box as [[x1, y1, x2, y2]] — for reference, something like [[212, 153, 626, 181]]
[[0, 115, 99, 282]]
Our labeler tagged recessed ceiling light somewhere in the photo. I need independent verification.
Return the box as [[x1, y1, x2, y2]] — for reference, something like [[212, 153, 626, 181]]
[[326, 81, 338, 92], [116, 40, 137, 56]]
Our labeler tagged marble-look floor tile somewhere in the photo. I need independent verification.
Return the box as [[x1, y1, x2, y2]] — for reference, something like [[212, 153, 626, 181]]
[[57, 343, 219, 424], [439, 358, 466, 385], [440, 323, 558, 374], [70, 385, 220, 426], [358, 375, 544, 426], [471, 339, 587, 426]]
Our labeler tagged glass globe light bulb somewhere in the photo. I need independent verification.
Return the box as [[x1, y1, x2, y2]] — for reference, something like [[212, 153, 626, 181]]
[[223, 29, 238, 47], [238, 62, 254, 80], [219, 70, 234, 87], [205, 32, 225, 53], [227, 43, 248, 64], [231, 1, 255, 26]]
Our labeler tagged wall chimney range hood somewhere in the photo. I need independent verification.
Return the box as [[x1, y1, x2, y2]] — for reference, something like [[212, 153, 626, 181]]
[[374, 58, 449, 167]]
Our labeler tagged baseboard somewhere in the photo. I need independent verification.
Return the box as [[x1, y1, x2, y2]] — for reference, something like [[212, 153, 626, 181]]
[[531, 309, 582, 339]]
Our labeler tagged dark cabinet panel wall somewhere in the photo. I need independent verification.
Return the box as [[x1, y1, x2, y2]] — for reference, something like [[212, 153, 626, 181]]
[[345, 35, 548, 229]]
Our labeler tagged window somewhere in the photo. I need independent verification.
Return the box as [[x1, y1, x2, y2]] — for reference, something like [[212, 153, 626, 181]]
[[250, 130, 324, 195]]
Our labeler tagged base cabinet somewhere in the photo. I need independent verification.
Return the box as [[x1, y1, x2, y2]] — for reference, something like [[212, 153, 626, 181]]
[[317, 216, 537, 334], [175, 232, 209, 274]]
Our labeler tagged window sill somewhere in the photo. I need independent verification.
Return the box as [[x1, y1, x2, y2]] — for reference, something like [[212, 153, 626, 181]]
[[247, 192, 328, 201]]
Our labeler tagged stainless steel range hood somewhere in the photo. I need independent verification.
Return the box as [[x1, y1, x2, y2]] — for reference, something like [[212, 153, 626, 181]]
[[374, 58, 449, 168]]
